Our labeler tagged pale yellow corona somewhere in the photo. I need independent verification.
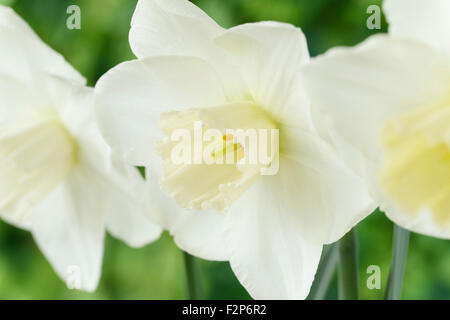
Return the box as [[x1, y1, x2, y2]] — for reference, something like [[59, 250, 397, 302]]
[[378, 101, 450, 227], [156, 102, 277, 212]]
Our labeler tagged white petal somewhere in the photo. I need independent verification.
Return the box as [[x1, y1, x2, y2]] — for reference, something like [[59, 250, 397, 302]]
[[384, 0, 450, 55], [302, 35, 450, 169], [145, 166, 229, 261], [129, 0, 222, 58], [281, 127, 376, 244], [129, 0, 246, 100], [95, 56, 227, 166], [44, 75, 95, 137], [101, 159, 162, 248], [0, 75, 39, 124], [106, 208, 162, 248], [383, 201, 450, 240], [29, 167, 107, 292], [0, 6, 85, 85], [224, 168, 323, 299], [215, 22, 310, 121], [171, 211, 228, 261]]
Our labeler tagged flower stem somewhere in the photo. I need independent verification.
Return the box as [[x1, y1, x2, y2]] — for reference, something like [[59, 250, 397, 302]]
[[338, 228, 359, 300], [182, 251, 203, 300], [307, 243, 338, 300], [385, 224, 410, 300]]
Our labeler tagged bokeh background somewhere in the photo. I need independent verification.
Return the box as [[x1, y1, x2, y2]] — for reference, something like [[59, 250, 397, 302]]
[[0, 0, 448, 300]]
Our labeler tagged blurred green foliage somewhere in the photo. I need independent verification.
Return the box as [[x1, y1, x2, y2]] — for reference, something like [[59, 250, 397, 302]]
[[0, 0, 448, 300]]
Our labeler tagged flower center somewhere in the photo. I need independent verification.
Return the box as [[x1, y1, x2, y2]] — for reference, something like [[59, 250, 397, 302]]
[[0, 112, 78, 221], [156, 101, 278, 211], [211, 134, 245, 163], [378, 101, 450, 227]]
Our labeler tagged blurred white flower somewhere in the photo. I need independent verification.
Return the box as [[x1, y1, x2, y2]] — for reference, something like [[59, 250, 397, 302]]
[[0, 6, 162, 291], [95, 0, 374, 299], [302, 0, 450, 238]]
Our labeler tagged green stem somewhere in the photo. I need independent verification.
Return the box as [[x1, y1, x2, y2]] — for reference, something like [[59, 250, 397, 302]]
[[385, 224, 410, 300], [182, 251, 203, 300], [307, 243, 338, 300], [338, 228, 359, 300]]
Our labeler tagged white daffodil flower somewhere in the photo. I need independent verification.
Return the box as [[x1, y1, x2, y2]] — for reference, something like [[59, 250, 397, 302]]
[[302, 0, 450, 239], [0, 6, 162, 291], [95, 0, 374, 299]]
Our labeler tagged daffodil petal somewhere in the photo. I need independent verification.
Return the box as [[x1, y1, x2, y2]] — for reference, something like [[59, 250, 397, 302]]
[[382, 201, 450, 240], [129, 0, 247, 100], [146, 165, 229, 261], [102, 160, 163, 248], [29, 167, 107, 292], [0, 6, 85, 85], [171, 209, 229, 261], [0, 75, 38, 125], [129, 0, 223, 59], [384, 0, 450, 55], [223, 167, 323, 299], [106, 199, 163, 248], [215, 22, 311, 126], [281, 127, 376, 244]]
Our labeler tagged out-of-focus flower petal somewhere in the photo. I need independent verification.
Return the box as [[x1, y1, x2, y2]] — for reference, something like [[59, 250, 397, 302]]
[[384, 0, 450, 55]]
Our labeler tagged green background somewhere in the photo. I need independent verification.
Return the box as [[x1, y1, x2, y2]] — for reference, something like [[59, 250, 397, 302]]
[[0, 0, 448, 300]]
